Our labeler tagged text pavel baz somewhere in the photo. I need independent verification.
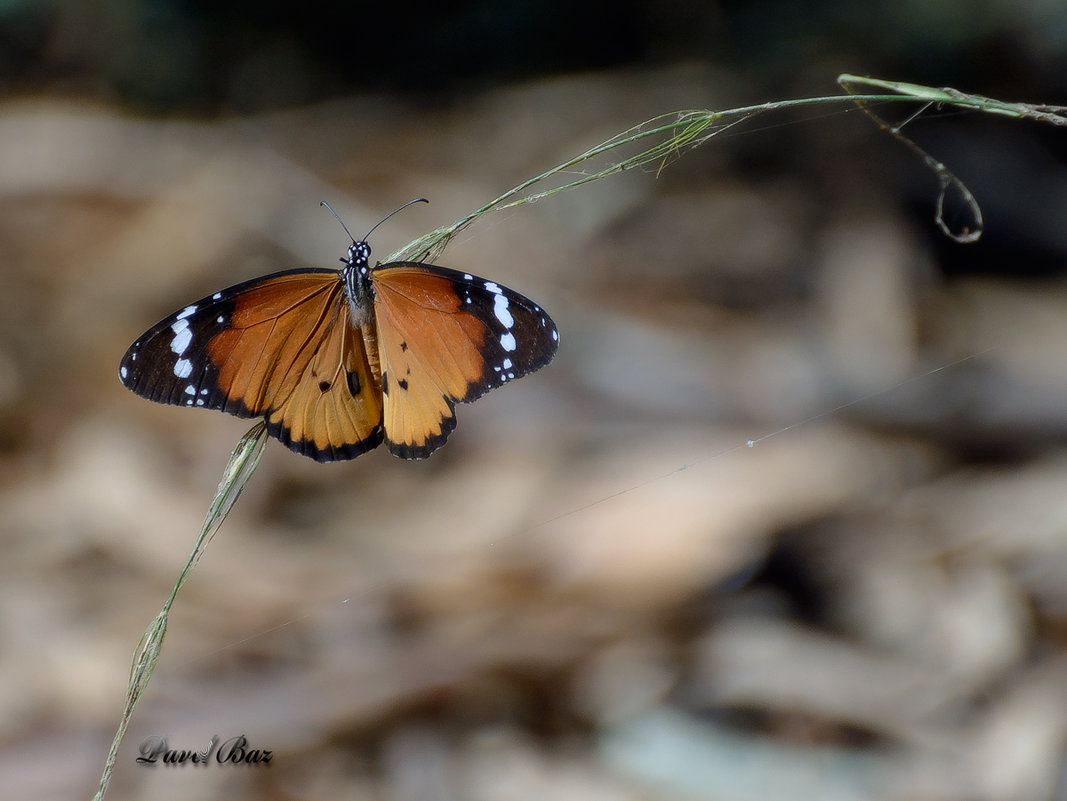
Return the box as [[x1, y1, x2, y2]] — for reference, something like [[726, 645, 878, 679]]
[[137, 735, 272, 766]]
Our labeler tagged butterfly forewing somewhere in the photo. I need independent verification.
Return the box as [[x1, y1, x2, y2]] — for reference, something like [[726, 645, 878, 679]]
[[372, 263, 559, 458], [120, 268, 386, 461], [204, 271, 341, 414]]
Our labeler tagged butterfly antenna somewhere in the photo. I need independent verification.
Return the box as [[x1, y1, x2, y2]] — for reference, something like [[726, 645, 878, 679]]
[[321, 198, 428, 245], [362, 198, 429, 242], [319, 201, 358, 243]]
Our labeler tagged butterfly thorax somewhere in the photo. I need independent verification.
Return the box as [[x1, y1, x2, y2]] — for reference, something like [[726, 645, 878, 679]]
[[342, 240, 375, 328], [340, 240, 382, 387]]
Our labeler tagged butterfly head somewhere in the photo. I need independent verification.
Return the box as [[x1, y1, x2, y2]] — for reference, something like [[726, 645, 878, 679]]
[[346, 240, 372, 276]]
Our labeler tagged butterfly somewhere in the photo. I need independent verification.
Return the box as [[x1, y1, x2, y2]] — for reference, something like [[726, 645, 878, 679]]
[[119, 201, 559, 462]]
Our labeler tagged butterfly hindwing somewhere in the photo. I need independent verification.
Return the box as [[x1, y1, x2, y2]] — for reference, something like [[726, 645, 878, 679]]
[[371, 263, 559, 458], [120, 269, 385, 462], [260, 294, 384, 461]]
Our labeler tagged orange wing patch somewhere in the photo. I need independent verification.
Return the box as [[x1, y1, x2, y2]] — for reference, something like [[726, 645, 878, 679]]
[[206, 272, 384, 461], [266, 308, 384, 461], [372, 265, 487, 458]]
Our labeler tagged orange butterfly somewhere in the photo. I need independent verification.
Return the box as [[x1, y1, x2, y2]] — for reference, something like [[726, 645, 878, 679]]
[[119, 203, 558, 461]]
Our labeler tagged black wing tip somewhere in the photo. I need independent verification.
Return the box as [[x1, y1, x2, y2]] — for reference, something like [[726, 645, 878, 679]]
[[118, 342, 146, 392], [460, 319, 560, 404]]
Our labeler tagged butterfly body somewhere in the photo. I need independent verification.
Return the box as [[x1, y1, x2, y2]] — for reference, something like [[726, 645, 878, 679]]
[[120, 235, 558, 462]]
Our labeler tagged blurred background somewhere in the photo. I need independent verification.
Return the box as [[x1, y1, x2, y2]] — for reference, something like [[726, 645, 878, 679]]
[[3, 1, 1067, 799]]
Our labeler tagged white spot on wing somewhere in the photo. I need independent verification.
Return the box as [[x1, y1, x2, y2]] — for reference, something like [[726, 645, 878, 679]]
[[184, 385, 196, 395], [212, 292, 222, 300], [170, 319, 192, 355], [120, 366, 128, 379], [500, 332, 516, 352], [176, 305, 198, 320], [174, 358, 193, 378], [484, 281, 501, 294], [502, 358, 513, 370], [493, 293, 513, 328]]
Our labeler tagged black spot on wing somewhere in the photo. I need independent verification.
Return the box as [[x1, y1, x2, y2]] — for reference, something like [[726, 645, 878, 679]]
[[346, 370, 362, 396]]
